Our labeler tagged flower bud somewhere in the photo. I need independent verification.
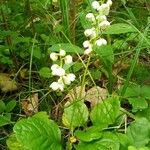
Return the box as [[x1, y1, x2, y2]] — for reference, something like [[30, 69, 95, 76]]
[[52, 66, 65, 76], [86, 13, 95, 22], [51, 64, 59, 71], [95, 38, 107, 46], [107, 0, 112, 6], [52, 82, 64, 91], [97, 4, 110, 15], [65, 55, 73, 64], [59, 49, 66, 56], [99, 20, 110, 29], [50, 82, 60, 91], [83, 40, 91, 48], [58, 83, 64, 91], [96, 15, 107, 22], [50, 52, 58, 61], [92, 1, 100, 10], [63, 76, 71, 85], [84, 28, 96, 38], [50, 81, 64, 91], [67, 73, 76, 82], [58, 76, 69, 85], [84, 48, 92, 55]]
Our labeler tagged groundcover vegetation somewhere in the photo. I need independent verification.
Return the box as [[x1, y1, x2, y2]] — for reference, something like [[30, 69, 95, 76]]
[[0, 0, 150, 149]]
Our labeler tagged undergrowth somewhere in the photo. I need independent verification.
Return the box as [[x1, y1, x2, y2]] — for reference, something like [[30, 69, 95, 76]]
[[0, 0, 150, 150]]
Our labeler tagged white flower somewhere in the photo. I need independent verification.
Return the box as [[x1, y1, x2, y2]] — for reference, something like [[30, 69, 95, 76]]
[[96, 15, 107, 22], [57, 67, 65, 76], [95, 38, 107, 46], [107, 0, 112, 6], [50, 82, 64, 91], [58, 76, 70, 85], [50, 82, 60, 91], [92, 1, 100, 10], [51, 65, 65, 76], [50, 52, 58, 61], [86, 13, 95, 22], [67, 73, 76, 82], [99, 20, 110, 28], [83, 40, 91, 48], [84, 48, 92, 55], [64, 55, 73, 64], [58, 74, 75, 85], [84, 29, 93, 37], [97, 4, 110, 15], [84, 28, 96, 38], [59, 49, 66, 56], [51, 64, 59, 71], [58, 83, 64, 91], [63, 76, 71, 85], [54, 67, 65, 76]]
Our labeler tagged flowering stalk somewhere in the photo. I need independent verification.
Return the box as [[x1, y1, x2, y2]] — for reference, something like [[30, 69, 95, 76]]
[[83, 0, 112, 55], [79, 0, 112, 96], [79, 56, 91, 98], [49, 49, 76, 91]]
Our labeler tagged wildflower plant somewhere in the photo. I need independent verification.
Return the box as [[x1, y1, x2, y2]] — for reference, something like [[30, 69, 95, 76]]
[[49, 49, 75, 91], [49, 0, 113, 94]]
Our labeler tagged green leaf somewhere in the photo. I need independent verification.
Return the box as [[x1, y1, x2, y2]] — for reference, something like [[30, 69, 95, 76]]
[[62, 101, 89, 128], [127, 118, 150, 148], [0, 100, 6, 113], [105, 23, 137, 34], [117, 133, 131, 150], [95, 45, 114, 64], [124, 85, 150, 99], [90, 96, 120, 128], [39, 67, 51, 78], [112, 40, 128, 50], [128, 146, 150, 150], [136, 108, 150, 121], [48, 43, 83, 54], [94, 45, 114, 73], [14, 112, 62, 150], [72, 62, 83, 73], [128, 98, 148, 112], [74, 126, 102, 142], [7, 134, 25, 150], [6, 100, 16, 112], [0, 113, 11, 127], [79, 11, 91, 29], [124, 85, 150, 112], [14, 37, 30, 44], [128, 146, 138, 150], [139, 147, 150, 150], [124, 85, 141, 97], [29, 46, 42, 59], [0, 56, 13, 65], [33, 46, 42, 59], [90, 69, 101, 80], [75, 137, 120, 150], [141, 86, 150, 99]]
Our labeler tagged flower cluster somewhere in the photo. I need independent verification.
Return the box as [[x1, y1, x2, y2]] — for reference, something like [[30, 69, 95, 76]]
[[49, 50, 75, 91], [83, 0, 112, 55]]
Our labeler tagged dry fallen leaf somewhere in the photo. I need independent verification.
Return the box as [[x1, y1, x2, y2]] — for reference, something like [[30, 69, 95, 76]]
[[19, 69, 28, 79], [85, 86, 108, 107], [0, 73, 18, 92], [113, 61, 129, 75], [64, 86, 86, 102], [22, 93, 38, 116], [64, 86, 108, 108]]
